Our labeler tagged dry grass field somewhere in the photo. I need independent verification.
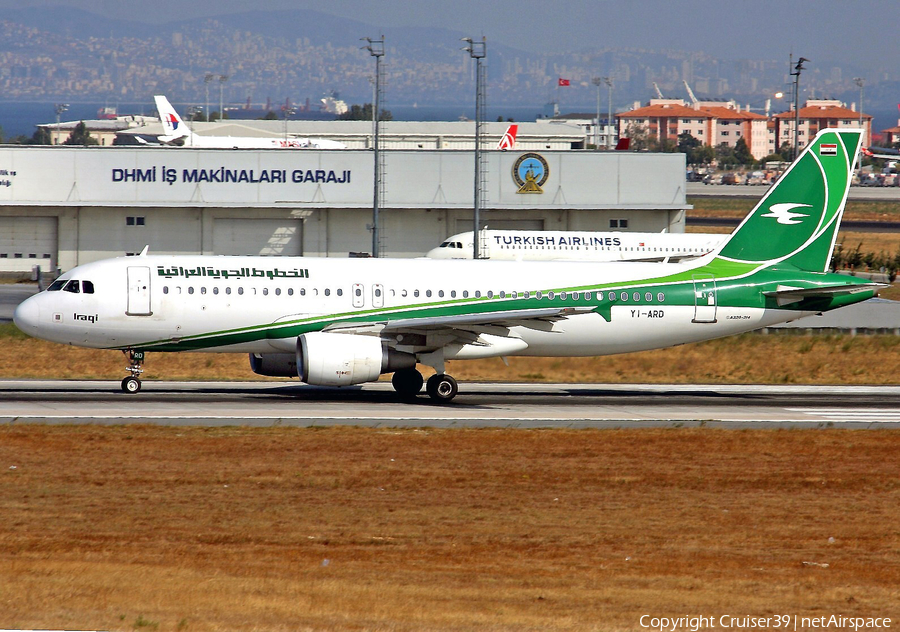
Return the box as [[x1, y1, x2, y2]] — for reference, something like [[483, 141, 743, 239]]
[[2, 324, 900, 384], [687, 197, 900, 224], [1, 426, 899, 632]]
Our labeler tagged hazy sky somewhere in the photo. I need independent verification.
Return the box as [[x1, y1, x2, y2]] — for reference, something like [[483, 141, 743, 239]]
[[0, 0, 894, 68]]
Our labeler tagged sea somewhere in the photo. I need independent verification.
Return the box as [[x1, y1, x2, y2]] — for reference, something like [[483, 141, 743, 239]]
[[1, 100, 897, 142], [0, 101, 556, 139]]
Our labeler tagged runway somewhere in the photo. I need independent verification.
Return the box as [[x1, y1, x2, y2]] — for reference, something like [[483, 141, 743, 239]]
[[3, 380, 900, 428]]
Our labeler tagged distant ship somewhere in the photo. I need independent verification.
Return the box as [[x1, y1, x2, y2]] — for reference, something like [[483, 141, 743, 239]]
[[225, 94, 348, 121]]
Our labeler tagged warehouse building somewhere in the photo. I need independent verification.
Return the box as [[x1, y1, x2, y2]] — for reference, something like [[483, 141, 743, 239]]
[[0, 142, 689, 275]]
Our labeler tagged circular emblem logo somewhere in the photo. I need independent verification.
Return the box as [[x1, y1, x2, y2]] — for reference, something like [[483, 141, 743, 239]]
[[512, 153, 549, 194]]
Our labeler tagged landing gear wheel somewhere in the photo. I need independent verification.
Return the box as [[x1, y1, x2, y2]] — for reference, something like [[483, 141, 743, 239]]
[[426, 373, 458, 402], [121, 349, 145, 394], [392, 368, 424, 397]]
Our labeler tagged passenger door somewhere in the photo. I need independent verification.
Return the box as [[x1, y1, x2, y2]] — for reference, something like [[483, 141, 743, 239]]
[[126, 266, 152, 316]]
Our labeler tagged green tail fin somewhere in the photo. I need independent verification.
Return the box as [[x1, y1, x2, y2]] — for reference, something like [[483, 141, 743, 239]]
[[716, 129, 863, 272]]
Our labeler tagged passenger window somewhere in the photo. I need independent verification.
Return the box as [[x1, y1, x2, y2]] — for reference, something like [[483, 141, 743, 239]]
[[620, 292, 628, 301], [487, 291, 493, 298], [275, 288, 281, 296], [474, 291, 481, 298], [499, 291, 506, 298], [426, 290, 432, 298], [536, 291, 543, 299], [560, 291, 567, 300], [226, 287, 232, 295], [462, 290, 469, 298], [645, 292, 653, 302], [163, 286, 169, 295], [657, 292, 665, 302], [188, 287, 194, 295], [82, 281, 95, 294], [63, 280, 80, 293], [548, 291, 555, 299], [288, 288, 293, 296], [324, 289, 330, 296], [450, 290, 456, 298], [238, 287, 244, 295], [263, 288, 269, 296], [414, 290, 420, 297], [213, 287, 220, 295], [633, 292, 640, 301], [300, 288, 306, 296], [438, 290, 444, 298], [401, 289, 407, 297], [375, 288, 382, 298], [201, 287, 207, 295], [337, 288, 343, 297]]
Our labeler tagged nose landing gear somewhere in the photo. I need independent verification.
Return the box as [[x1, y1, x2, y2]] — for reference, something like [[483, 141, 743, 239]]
[[121, 350, 144, 393]]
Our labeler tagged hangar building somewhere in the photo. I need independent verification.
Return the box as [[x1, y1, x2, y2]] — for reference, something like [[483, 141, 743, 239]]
[[0, 143, 689, 275]]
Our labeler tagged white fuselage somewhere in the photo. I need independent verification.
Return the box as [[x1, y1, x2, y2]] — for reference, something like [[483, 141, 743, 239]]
[[14, 254, 806, 360], [426, 230, 726, 262]]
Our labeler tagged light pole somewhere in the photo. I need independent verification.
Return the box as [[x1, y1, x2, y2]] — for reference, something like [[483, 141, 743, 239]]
[[363, 36, 384, 257], [463, 36, 486, 260], [54, 103, 68, 145], [854, 77, 865, 139], [603, 76, 614, 149], [204, 73, 214, 122], [790, 56, 809, 161], [218, 75, 229, 122], [592, 77, 602, 149]]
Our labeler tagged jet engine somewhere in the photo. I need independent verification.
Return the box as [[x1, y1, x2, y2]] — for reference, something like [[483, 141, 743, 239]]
[[297, 332, 416, 386]]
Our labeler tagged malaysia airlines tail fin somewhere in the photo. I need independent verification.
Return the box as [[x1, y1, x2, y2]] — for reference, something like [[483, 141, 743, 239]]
[[714, 128, 864, 273], [497, 124, 518, 150], [154, 95, 195, 145]]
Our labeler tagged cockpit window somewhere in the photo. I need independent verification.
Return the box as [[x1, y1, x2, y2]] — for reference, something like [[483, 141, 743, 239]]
[[440, 241, 450, 248], [63, 280, 80, 293], [82, 281, 95, 294], [47, 279, 66, 292]]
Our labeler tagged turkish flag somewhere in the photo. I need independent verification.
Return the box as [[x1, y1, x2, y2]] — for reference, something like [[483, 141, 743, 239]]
[[558, 78, 570, 87]]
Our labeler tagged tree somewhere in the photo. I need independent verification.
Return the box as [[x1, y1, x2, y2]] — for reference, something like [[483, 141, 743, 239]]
[[624, 123, 650, 151], [733, 137, 754, 166], [677, 132, 714, 165], [30, 127, 51, 145], [338, 103, 392, 121], [63, 121, 98, 146], [261, 111, 279, 120]]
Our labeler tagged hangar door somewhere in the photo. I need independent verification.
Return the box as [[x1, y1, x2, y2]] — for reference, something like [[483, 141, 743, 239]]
[[213, 218, 303, 256], [0, 217, 58, 270]]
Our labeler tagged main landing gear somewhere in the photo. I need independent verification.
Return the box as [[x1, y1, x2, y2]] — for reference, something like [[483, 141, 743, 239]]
[[121, 350, 144, 393], [390, 368, 459, 402]]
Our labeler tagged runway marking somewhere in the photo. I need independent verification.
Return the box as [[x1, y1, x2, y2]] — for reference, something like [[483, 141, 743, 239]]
[[788, 408, 900, 423]]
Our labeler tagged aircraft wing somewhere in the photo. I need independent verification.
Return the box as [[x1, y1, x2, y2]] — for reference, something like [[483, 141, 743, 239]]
[[862, 147, 900, 160], [763, 283, 887, 306], [324, 306, 593, 338]]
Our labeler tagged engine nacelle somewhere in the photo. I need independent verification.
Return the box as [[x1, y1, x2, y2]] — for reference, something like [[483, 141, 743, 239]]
[[248, 353, 297, 377], [297, 332, 416, 386]]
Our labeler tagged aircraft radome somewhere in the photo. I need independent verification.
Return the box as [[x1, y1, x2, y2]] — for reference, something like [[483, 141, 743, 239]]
[[14, 129, 883, 401]]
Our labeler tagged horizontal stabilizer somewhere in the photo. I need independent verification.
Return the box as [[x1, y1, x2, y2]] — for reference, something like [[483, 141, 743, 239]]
[[763, 283, 887, 306]]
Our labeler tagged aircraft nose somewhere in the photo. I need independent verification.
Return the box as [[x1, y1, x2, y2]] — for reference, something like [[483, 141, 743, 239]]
[[13, 296, 40, 334]]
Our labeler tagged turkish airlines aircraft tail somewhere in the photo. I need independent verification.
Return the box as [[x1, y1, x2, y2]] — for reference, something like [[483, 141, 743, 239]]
[[497, 124, 518, 150]]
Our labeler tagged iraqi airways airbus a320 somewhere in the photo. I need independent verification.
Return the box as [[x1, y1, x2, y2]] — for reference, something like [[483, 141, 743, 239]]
[[14, 129, 883, 401]]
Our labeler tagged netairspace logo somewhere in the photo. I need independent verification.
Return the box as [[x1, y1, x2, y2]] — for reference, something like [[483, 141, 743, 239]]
[[639, 614, 892, 631]]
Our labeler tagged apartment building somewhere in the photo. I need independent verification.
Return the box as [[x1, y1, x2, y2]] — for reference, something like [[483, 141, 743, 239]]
[[618, 98, 869, 160]]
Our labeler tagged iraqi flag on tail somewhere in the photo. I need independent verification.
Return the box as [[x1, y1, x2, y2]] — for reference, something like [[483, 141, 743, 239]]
[[820, 143, 838, 156]]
